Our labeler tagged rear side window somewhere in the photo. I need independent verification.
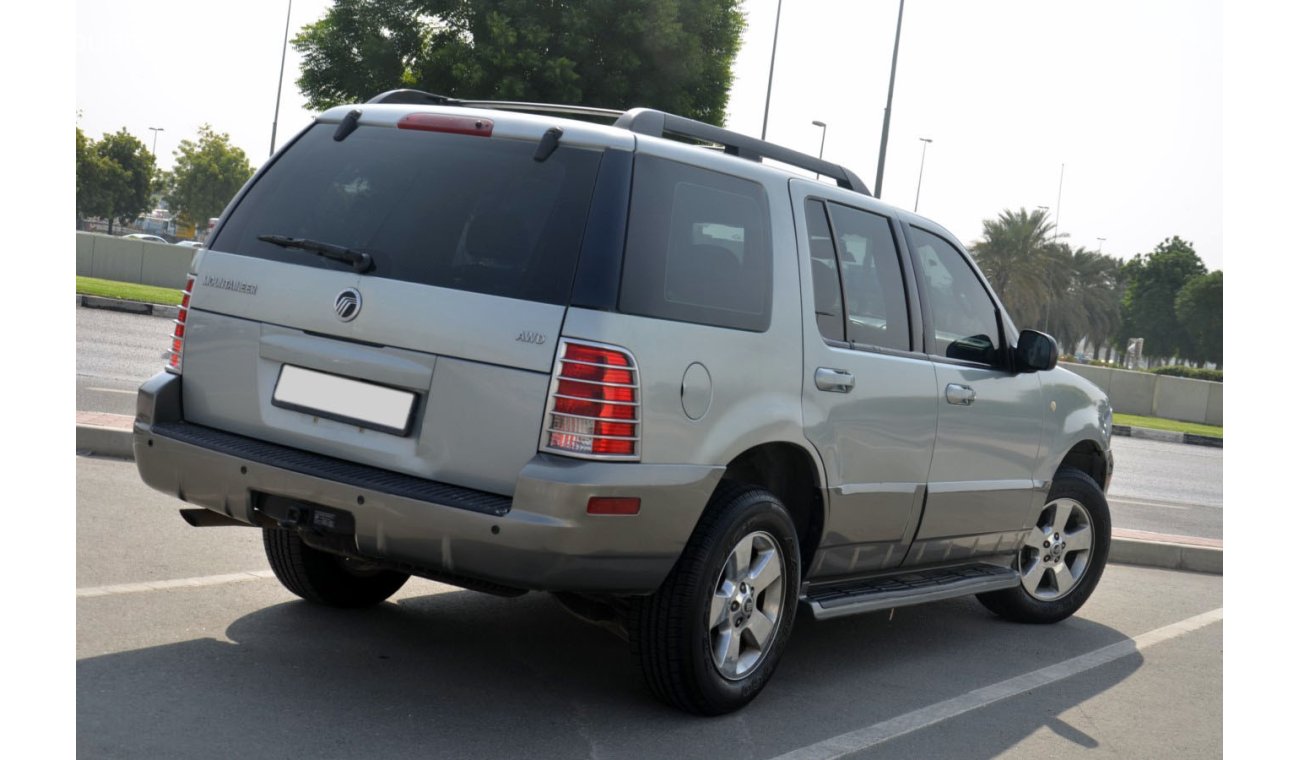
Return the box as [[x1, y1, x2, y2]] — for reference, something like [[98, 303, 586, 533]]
[[211, 123, 602, 305], [619, 156, 772, 331]]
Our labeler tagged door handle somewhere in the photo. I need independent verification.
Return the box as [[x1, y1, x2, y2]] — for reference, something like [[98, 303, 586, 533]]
[[815, 367, 856, 393], [945, 383, 976, 406]]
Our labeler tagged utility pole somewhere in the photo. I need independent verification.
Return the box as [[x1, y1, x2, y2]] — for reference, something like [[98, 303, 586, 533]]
[[913, 137, 932, 212], [1054, 162, 1065, 241], [760, 0, 784, 141], [270, 0, 293, 158], [874, 0, 906, 198]]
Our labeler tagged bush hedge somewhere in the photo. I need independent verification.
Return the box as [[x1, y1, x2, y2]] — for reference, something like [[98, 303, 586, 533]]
[[1151, 365, 1223, 382]]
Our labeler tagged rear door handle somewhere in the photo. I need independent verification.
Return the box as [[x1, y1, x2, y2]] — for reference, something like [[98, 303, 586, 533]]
[[945, 383, 976, 405], [815, 367, 856, 393]]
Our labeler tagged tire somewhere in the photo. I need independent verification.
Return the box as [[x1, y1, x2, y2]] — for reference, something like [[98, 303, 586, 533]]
[[977, 467, 1111, 624], [629, 483, 801, 715], [263, 527, 409, 608]]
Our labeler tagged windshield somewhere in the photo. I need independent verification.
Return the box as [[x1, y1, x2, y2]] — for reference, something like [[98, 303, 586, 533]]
[[211, 123, 603, 305]]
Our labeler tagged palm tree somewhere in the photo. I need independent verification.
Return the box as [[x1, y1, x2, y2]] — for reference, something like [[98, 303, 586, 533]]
[[970, 208, 1057, 327], [1044, 245, 1123, 355]]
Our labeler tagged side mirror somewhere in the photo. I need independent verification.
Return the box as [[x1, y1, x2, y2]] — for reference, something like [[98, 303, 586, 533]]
[[1015, 329, 1059, 372]]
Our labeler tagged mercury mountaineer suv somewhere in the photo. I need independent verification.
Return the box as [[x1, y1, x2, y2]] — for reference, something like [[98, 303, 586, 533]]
[[134, 90, 1115, 715]]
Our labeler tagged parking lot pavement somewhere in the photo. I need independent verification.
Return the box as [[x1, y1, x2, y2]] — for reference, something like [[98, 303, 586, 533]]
[[77, 457, 1221, 760]]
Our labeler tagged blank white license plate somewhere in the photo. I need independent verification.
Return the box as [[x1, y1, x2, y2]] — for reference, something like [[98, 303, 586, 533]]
[[272, 365, 416, 435]]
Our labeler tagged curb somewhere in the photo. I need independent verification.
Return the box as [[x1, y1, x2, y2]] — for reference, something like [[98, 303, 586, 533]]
[[76, 423, 135, 459], [78, 294, 178, 320], [1113, 424, 1223, 448], [75, 419, 1224, 576]]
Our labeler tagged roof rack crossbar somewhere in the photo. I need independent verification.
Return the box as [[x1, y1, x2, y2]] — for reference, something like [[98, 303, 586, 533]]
[[614, 108, 871, 196], [365, 90, 871, 196]]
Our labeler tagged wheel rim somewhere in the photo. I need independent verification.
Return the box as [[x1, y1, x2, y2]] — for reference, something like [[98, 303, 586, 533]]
[[1018, 497, 1094, 601], [709, 530, 785, 681]]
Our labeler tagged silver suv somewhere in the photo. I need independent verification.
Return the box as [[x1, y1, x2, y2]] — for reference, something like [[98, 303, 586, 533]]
[[134, 90, 1114, 715]]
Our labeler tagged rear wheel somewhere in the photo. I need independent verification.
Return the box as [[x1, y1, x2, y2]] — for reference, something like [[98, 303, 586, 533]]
[[977, 467, 1111, 624], [263, 527, 409, 608], [629, 484, 800, 715]]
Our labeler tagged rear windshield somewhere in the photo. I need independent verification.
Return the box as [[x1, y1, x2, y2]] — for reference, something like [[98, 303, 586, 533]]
[[211, 123, 603, 305]]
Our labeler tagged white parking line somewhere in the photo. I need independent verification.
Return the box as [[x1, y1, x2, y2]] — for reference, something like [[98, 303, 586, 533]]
[[76, 570, 276, 598], [767, 607, 1224, 760], [1110, 497, 1194, 510], [86, 387, 137, 395]]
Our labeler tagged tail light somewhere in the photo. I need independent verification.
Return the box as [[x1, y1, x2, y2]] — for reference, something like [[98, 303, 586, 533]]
[[166, 274, 196, 374], [542, 339, 640, 460]]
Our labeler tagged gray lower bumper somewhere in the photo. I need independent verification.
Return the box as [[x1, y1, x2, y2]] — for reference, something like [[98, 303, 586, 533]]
[[132, 372, 723, 594]]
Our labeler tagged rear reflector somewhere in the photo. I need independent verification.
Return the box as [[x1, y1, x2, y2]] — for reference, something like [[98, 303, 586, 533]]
[[587, 497, 641, 516], [542, 339, 640, 461], [397, 113, 494, 137]]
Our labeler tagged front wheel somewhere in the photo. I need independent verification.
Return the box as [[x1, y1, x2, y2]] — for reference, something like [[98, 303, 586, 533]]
[[977, 467, 1111, 624], [263, 527, 410, 608], [629, 484, 801, 715]]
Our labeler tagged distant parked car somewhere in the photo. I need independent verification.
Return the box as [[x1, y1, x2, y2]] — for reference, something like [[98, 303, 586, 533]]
[[124, 233, 169, 244]]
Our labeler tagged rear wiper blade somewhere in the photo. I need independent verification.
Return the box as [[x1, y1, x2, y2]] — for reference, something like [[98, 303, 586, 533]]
[[257, 234, 374, 273]]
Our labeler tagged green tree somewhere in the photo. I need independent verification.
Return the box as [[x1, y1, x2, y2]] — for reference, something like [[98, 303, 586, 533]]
[[1120, 236, 1207, 364], [970, 207, 1056, 327], [167, 125, 254, 229], [1041, 244, 1123, 357], [1175, 270, 1223, 368], [76, 128, 156, 234], [293, 0, 746, 125]]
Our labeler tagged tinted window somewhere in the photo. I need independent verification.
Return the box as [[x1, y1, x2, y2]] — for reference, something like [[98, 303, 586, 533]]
[[827, 203, 910, 352], [804, 199, 844, 342], [211, 124, 602, 305], [620, 156, 771, 331], [910, 227, 1002, 365]]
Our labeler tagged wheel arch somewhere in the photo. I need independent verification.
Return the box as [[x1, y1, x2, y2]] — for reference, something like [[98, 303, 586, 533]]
[[705, 441, 826, 575], [1056, 438, 1110, 492]]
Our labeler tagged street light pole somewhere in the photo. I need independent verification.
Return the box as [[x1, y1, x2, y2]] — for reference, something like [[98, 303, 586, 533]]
[[148, 126, 164, 157], [760, 0, 784, 141], [913, 137, 932, 212], [1096, 237, 1107, 254], [1054, 162, 1065, 241], [811, 120, 827, 180], [270, 0, 293, 158], [874, 0, 906, 198]]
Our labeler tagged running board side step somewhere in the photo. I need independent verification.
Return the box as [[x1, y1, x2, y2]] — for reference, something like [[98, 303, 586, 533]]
[[802, 564, 1020, 621]]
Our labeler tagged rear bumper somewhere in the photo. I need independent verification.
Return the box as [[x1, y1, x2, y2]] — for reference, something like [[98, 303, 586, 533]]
[[133, 372, 723, 594]]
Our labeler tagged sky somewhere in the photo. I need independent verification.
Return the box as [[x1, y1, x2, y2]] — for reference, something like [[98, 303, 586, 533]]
[[75, 0, 1223, 270]]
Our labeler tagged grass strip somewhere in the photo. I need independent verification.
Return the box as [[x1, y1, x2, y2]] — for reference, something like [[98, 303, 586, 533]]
[[77, 276, 182, 306], [1115, 413, 1222, 439]]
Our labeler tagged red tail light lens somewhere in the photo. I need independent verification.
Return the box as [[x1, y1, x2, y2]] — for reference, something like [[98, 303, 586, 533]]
[[542, 340, 640, 460], [166, 274, 196, 374], [397, 113, 494, 137]]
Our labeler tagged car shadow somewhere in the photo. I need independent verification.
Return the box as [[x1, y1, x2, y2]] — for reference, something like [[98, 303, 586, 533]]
[[77, 587, 1141, 759]]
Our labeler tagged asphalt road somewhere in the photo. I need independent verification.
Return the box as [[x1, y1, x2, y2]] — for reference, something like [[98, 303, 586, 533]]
[[75, 304, 1223, 540], [76, 306, 171, 416], [77, 455, 1221, 760]]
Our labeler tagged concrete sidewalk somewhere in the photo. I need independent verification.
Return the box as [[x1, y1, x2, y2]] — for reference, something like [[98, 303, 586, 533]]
[[77, 410, 1223, 576]]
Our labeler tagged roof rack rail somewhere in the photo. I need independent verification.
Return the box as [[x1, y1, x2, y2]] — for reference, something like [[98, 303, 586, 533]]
[[366, 90, 871, 196], [368, 89, 623, 120], [614, 108, 871, 196]]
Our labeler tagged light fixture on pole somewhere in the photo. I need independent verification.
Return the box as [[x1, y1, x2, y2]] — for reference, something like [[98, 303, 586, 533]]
[[760, 0, 784, 141], [1096, 237, 1107, 254], [913, 137, 932, 212], [270, 0, 293, 157], [874, 0, 906, 198], [148, 126, 164, 157]]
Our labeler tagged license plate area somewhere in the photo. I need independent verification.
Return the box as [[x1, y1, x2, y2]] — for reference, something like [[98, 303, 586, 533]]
[[272, 364, 417, 436]]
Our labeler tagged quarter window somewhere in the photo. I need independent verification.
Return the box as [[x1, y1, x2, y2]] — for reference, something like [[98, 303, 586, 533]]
[[620, 156, 772, 331]]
